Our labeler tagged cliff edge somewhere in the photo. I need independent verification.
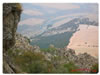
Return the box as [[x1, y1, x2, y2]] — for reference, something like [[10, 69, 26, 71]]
[[3, 3, 22, 73]]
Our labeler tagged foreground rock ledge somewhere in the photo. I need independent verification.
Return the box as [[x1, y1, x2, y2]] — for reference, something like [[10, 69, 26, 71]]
[[3, 3, 22, 73]]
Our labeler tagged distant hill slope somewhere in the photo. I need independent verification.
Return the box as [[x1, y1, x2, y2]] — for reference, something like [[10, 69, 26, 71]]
[[30, 17, 98, 48]]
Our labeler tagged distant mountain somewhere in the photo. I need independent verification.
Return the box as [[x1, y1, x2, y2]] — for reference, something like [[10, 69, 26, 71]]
[[30, 17, 98, 48], [17, 3, 98, 38]]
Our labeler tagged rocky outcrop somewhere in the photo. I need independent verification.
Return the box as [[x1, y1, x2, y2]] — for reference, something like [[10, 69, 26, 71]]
[[38, 47, 98, 72], [62, 48, 98, 72], [76, 53, 97, 70], [12, 33, 34, 51], [3, 3, 22, 73], [3, 3, 22, 51]]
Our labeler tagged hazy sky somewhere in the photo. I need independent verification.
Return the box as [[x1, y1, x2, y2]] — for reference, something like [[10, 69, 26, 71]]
[[18, 3, 98, 27]]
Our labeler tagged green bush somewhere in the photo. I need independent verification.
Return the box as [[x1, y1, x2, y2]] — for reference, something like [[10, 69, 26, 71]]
[[41, 47, 57, 54], [90, 63, 98, 73], [63, 62, 81, 73], [11, 50, 55, 73]]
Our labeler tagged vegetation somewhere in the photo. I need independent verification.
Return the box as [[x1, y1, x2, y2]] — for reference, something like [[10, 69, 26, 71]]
[[63, 62, 81, 73], [15, 3, 22, 11], [30, 32, 74, 48], [41, 47, 57, 54], [90, 63, 98, 73], [7, 49, 54, 73], [7, 48, 82, 73]]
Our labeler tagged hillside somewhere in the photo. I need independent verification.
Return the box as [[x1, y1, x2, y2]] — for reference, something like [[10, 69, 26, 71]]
[[30, 17, 98, 48], [3, 3, 98, 73]]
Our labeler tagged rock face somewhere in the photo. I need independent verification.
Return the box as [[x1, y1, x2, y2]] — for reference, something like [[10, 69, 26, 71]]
[[76, 53, 97, 69], [3, 3, 22, 51], [3, 3, 22, 73], [63, 48, 98, 72], [11, 33, 42, 54], [12, 33, 34, 51]]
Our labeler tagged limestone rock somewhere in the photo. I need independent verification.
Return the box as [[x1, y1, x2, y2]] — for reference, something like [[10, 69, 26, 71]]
[[3, 3, 22, 73], [12, 33, 34, 51], [3, 3, 22, 51], [33, 45, 41, 53], [76, 53, 98, 70]]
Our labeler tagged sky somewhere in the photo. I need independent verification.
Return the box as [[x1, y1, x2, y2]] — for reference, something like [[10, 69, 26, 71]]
[[19, 3, 98, 26], [17, 3, 98, 36]]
